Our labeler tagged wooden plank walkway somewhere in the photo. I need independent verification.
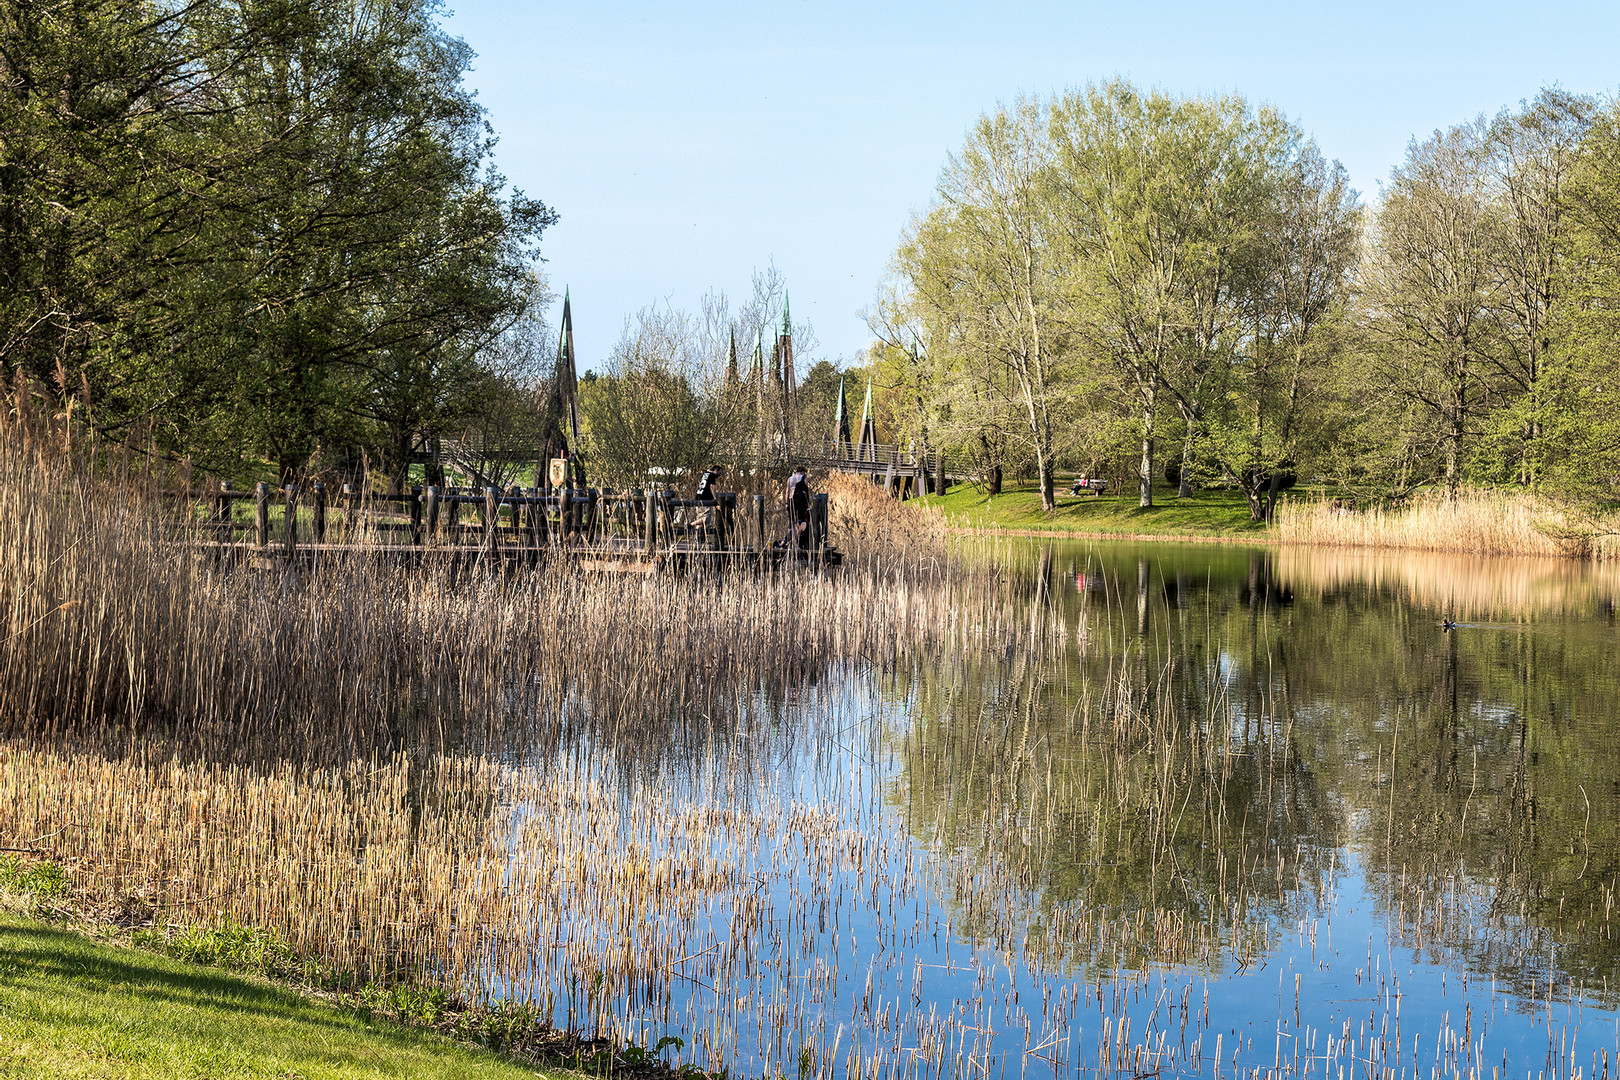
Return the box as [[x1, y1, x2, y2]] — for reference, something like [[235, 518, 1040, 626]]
[[179, 482, 841, 571]]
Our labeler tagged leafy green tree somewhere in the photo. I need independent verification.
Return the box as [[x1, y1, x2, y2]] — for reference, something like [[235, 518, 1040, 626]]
[[1362, 120, 1505, 492], [899, 97, 1070, 509], [580, 304, 739, 491], [1048, 82, 1304, 508], [0, 0, 553, 483], [1544, 99, 1620, 498], [0, 0, 216, 397], [1481, 91, 1595, 485], [1202, 144, 1360, 519]]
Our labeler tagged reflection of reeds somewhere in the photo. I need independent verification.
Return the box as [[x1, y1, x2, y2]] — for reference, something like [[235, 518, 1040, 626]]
[[1276, 490, 1620, 559], [1275, 545, 1620, 620]]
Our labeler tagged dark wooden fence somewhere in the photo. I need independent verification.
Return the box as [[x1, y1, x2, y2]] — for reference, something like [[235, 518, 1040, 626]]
[[193, 481, 832, 564]]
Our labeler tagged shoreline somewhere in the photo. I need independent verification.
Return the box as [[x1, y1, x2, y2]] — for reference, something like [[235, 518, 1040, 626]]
[[949, 525, 1280, 545]]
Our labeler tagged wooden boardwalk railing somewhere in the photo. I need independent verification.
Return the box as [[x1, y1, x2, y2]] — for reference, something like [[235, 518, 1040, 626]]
[[187, 482, 836, 569]]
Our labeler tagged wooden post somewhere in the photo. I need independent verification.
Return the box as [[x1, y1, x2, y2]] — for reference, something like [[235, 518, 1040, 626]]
[[214, 481, 233, 545], [282, 484, 297, 556], [445, 489, 460, 539], [812, 492, 828, 553], [409, 486, 424, 545], [585, 487, 598, 541], [423, 485, 440, 542], [312, 481, 327, 542], [254, 482, 270, 548], [483, 487, 500, 552], [644, 490, 657, 555], [343, 484, 359, 540], [883, 460, 896, 496], [753, 494, 765, 552], [715, 493, 733, 551]]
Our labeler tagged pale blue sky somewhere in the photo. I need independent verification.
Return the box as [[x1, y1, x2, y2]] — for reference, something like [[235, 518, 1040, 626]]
[[439, 1, 1620, 371]]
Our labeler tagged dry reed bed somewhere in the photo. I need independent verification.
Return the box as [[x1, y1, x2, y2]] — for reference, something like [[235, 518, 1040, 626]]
[[1275, 490, 1620, 559], [820, 471, 950, 575], [0, 437, 1022, 752]]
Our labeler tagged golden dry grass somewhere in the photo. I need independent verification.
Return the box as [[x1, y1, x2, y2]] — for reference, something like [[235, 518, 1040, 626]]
[[1275, 489, 1620, 559], [820, 470, 949, 575]]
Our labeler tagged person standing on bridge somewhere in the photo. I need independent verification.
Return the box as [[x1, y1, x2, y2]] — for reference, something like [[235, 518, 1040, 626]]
[[785, 465, 811, 551], [695, 463, 722, 543], [695, 463, 722, 503]]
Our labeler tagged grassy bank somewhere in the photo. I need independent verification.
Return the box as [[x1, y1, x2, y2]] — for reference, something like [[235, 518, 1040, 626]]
[[0, 911, 557, 1080], [916, 479, 1620, 559], [915, 480, 1271, 540]]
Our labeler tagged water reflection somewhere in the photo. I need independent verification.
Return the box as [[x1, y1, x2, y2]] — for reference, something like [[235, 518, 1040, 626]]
[[919, 540, 1620, 1000]]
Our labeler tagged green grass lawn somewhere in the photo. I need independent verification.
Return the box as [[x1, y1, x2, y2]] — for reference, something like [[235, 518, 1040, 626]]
[[0, 914, 553, 1080], [917, 480, 1273, 539]]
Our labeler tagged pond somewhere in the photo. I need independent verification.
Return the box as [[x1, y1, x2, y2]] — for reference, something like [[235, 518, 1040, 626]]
[[521, 540, 1620, 1080]]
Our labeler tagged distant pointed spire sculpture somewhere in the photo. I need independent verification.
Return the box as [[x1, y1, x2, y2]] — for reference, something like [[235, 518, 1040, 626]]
[[832, 376, 851, 457], [540, 288, 582, 489], [856, 377, 878, 462], [558, 287, 579, 444], [753, 329, 768, 465], [775, 293, 794, 448], [725, 327, 740, 392]]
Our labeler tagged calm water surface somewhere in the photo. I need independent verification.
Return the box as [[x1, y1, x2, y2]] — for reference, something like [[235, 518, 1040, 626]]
[[530, 540, 1620, 1080]]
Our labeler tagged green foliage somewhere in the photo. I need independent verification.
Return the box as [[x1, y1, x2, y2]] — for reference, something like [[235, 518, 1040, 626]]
[[354, 981, 451, 1026], [135, 918, 317, 984], [0, 0, 555, 485], [893, 80, 1356, 513], [0, 855, 69, 917], [886, 83, 1620, 511]]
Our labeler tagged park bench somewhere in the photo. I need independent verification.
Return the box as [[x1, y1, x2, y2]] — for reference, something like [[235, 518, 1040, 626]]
[[1068, 478, 1108, 497]]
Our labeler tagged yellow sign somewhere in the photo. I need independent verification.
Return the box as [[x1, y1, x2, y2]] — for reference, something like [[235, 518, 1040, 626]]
[[548, 458, 568, 487]]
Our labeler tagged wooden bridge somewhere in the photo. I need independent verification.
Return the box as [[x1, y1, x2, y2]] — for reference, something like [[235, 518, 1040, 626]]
[[789, 438, 969, 493], [186, 481, 839, 571]]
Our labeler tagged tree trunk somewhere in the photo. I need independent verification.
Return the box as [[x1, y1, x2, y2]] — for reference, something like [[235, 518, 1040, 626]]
[[1178, 432, 1195, 499], [1139, 382, 1156, 508]]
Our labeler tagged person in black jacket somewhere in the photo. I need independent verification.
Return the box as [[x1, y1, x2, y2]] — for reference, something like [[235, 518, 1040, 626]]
[[694, 464, 722, 543], [785, 466, 810, 550], [695, 464, 721, 503]]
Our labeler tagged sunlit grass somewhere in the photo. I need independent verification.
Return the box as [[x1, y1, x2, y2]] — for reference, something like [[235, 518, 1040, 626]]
[[918, 481, 1270, 538], [0, 914, 553, 1080]]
